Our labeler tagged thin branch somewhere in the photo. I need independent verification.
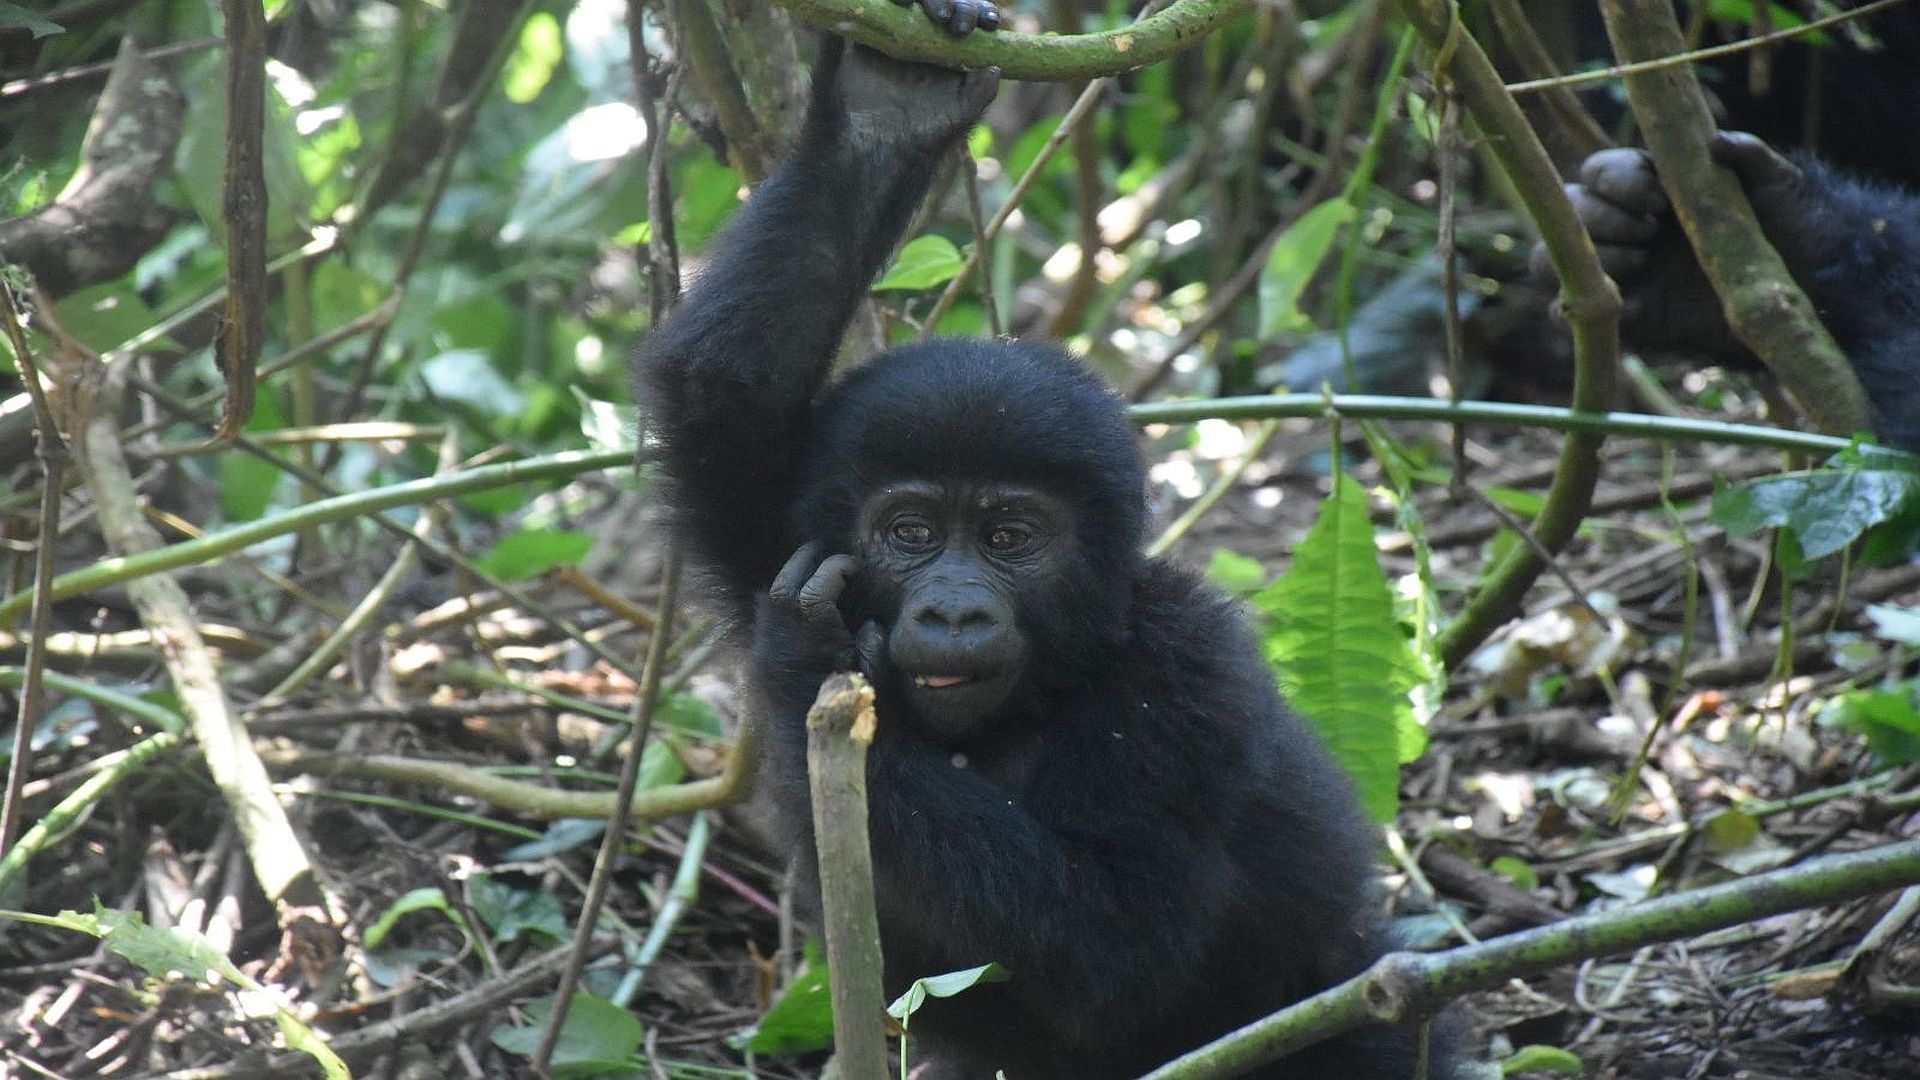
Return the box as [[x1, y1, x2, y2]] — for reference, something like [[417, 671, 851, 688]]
[[1506, 0, 1914, 96]]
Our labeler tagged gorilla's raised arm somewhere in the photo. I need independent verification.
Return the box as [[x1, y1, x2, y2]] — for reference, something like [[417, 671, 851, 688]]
[[639, 43, 997, 605]]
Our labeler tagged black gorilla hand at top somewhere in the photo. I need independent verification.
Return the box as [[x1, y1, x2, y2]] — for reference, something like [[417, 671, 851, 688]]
[[1538, 132, 1920, 451], [894, 0, 1001, 36], [640, 39, 1460, 1080]]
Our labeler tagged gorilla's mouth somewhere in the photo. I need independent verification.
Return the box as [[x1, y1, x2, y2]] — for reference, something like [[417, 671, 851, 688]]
[[912, 674, 975, 689]]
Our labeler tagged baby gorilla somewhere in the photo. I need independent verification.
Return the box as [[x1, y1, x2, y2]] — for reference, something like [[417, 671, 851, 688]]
[[641, 35, 1457, 1080], [1542, 134, 1920, 451]]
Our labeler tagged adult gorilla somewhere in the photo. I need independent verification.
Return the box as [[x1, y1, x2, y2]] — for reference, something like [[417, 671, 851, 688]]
[[639, 30, 1457, 1080]]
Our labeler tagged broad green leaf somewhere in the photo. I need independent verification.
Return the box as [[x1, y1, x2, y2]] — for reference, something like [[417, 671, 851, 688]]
[[734, 940, 834, 1055], [887, 962, 1010, 1022], [474, 528, 593, 581], [491, 993, 643, 1076], [876, 235, 965, 291], [1830, 688, 1920, 766], [1502, 1045, 1585, 1075], [1254, 473, 1419, 820], [1257, 197, 1356, 337], [1711, 467, 1920, 559]]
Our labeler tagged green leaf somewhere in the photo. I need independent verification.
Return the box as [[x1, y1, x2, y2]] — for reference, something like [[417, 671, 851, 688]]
[[1489, 856, 1537, 891], [1711, 466, 1920, 559], [1257, 197, 1357, 337], [32, 905, 349, 1079], [875, 235, 965, 291], [491, 993, 643, 1076], [0, 2, 62, 37], [1699, 808, 1760, 854], [467, 873, 569, 946], [363, 887, 458, 951], [474, 528, 593, 582], [887, 962, 1010, 1022], [219, 388, 286, 521], [1830, 688, 1920, 766], [1502, 1044, 1585, 1074], [734, 939, 834, 1055], [1205, 549, 1268, 597], [1253, 473, 1420, 820]]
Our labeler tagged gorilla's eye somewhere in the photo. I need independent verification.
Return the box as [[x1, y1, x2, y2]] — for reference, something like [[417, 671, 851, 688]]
[[890, 519, 935, 550], [985, 523, 1034, 554]]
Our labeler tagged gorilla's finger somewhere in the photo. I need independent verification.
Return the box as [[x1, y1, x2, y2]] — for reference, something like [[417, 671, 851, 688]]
[[854, 621, 890, 681], [1593, 242, 1651, 281], [978, 2, 1000, 30], [771, 541, 826, 605], [1580, 148, 1667, 217], [924, 0, 955, 26], [1568, 183, 1660, 246], [799, 554, 861, 616], [947, 0, 979, 36], [1711, 131, 1804, 220]]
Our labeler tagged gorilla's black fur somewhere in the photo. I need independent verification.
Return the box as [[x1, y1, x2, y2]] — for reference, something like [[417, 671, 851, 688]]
[[640, 39, 1455, 1080]]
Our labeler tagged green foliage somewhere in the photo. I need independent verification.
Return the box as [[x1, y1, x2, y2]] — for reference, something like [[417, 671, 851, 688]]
[[1250, 473, 1425, 820], [1711, 463, 1920, 560], [491, 993, 646, 1077], [733, 939, 834, 1055], [1501, 1045, 1585, 1075], [467, 872, 569, 947], [887, 962, 1010, 1022], [17, 904, 348, 1079], [1258, 197, 1357, 337], [876, 235, 966, 291], [1826, 688, 1920, 767], [362, 886, 465, 950], [474, 528, 595, 581]]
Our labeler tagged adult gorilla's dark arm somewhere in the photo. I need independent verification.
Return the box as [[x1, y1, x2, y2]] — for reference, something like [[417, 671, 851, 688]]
[[640, 44, 998, 605], [1543, 134, 1920, 451]]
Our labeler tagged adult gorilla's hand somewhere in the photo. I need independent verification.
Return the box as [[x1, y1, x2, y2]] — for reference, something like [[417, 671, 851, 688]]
[[893, 0, 1001, 36]]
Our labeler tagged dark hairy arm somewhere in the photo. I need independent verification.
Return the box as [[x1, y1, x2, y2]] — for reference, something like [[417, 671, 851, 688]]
[[1542, 133, 1920, 450], [638, 43, 998, 604]]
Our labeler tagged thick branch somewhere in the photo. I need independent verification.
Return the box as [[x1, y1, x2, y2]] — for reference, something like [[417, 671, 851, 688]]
[[74, 363, 330, 928], [0, 41, 183, 297], [1387, 0, 1622, 671], [772, 0, 1250, 81], [807, 673, 887, 1079], [1597, 0, 1873, 439], [1145, 839, 1920, 1079]]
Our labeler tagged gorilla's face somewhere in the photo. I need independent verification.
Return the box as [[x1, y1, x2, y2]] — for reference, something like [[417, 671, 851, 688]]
[[852, 479, 1077, 742]]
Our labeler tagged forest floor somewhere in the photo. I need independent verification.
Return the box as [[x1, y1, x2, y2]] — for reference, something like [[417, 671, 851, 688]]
[[3, 413, 1918, 1080]]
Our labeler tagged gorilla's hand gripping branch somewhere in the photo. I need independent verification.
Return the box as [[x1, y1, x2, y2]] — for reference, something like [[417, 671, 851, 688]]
[[771, 0, 1250, 81]]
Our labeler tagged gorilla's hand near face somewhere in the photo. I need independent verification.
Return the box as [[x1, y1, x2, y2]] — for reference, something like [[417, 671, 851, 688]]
[[755, 542, 889, 718]]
